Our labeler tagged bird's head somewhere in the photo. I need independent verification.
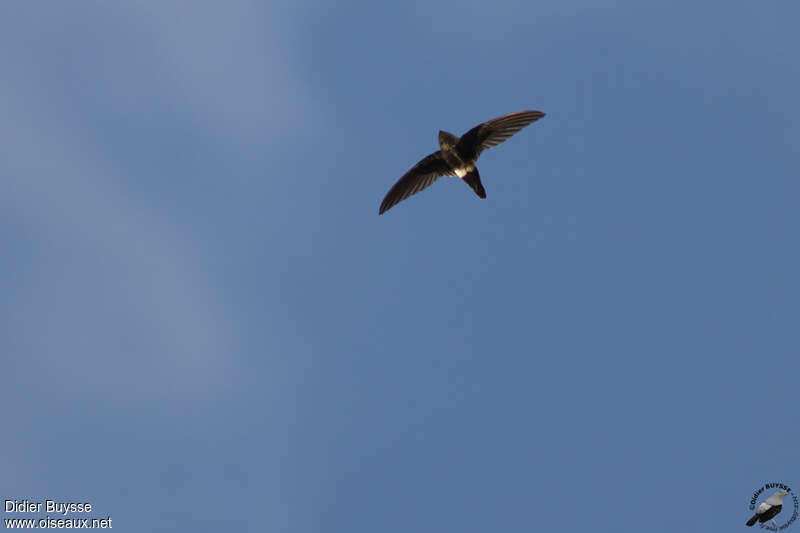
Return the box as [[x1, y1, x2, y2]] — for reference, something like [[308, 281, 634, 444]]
[[438, 130, 459, 149]]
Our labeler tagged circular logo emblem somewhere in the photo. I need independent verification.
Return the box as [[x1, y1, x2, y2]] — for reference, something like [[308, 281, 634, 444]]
[[747, 483, 799, 530]]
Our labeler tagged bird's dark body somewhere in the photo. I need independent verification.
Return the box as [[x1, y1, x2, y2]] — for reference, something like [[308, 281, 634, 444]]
[[438, 129, 486, 198], [378, 110, 545, 214]]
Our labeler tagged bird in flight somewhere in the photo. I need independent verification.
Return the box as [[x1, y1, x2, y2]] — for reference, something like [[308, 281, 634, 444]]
[[378, 110, 545, 214]]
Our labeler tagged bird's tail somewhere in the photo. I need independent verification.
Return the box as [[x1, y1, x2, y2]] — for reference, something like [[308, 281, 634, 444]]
[[462, 167, 486, 199], [746, 514, 758, 526]]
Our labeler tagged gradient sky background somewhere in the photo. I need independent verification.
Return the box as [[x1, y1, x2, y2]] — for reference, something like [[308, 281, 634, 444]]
[[1, 1, 798, 532]]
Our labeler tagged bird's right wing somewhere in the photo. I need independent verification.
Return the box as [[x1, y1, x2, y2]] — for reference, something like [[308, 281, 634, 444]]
[[379, 151, 453, 214], [458, 110, 546, 159]]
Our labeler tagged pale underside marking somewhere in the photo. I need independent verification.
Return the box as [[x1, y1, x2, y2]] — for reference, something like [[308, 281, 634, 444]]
[[454, 165, 473, 178]]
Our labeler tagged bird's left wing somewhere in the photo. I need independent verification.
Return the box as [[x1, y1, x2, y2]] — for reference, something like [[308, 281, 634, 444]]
[[379, 151, 453, 214], [458, 110, 545, 159]]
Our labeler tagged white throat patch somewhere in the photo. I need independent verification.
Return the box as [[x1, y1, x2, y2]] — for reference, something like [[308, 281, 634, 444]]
[[454, 165, 473, 178]]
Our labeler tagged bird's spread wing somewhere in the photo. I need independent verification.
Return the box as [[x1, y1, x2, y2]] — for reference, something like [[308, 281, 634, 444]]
[[379, 151, 453, 214], [458, 110, 545, 159]]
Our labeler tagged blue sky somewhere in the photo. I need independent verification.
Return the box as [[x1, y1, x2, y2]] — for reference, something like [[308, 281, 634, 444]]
[[1, 1, 798, 532]]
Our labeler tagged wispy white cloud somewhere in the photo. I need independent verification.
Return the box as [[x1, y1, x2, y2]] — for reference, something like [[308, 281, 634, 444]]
[[0, 6, 312, 528], [0, 2, 321, 403], [126, 2, 324, 139], [1, 86, 235, 397]]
